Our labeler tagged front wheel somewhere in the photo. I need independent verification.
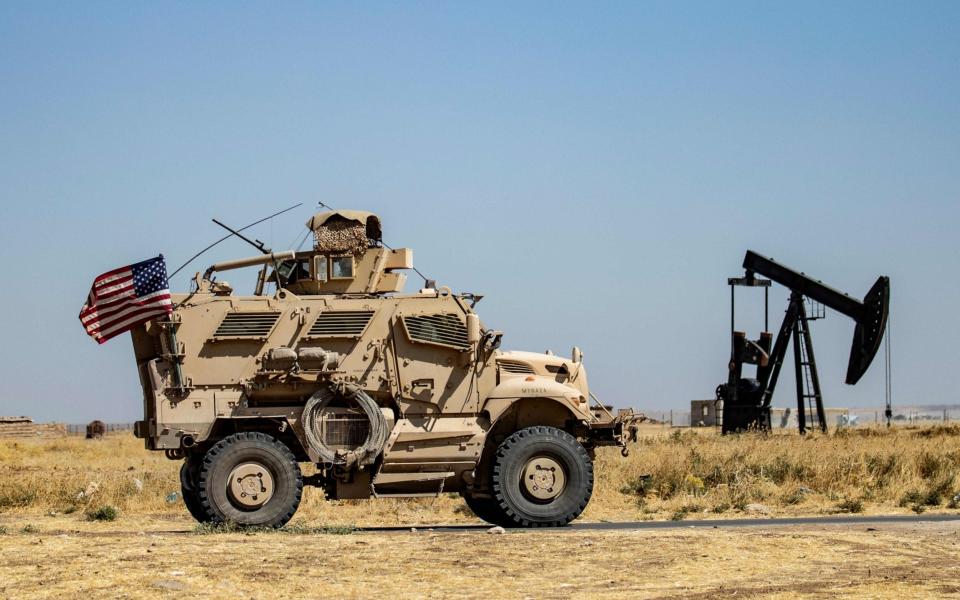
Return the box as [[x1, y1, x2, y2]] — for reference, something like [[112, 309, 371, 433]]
[[491, 426, 594, 527], [196, 432, 303, 528]]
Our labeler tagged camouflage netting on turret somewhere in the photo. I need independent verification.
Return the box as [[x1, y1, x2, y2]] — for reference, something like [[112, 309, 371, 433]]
[[313, 219, 369, 255]]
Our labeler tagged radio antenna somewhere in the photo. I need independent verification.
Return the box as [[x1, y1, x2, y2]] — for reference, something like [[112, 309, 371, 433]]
[[169, 203, 302, 279], [210, 218, 284, 290]]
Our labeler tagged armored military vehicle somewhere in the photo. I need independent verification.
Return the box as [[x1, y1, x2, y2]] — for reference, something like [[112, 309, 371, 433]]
[[130, 210, 634, 527]]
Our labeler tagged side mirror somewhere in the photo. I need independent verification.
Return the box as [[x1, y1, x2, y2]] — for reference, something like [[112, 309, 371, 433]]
[[571, 346, 583, 363], [466, 314, 481, 345]]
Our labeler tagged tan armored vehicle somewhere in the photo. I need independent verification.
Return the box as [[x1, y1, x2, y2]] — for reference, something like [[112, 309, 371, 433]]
[[131, 210, 633, 527]]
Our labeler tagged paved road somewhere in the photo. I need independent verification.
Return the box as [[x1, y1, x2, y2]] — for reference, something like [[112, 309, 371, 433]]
[[365, 513, 960, 533]]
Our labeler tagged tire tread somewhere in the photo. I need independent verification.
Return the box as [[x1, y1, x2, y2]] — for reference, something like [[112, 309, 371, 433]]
[[491, 426, 594, 528], [196, 432, 303, 528]]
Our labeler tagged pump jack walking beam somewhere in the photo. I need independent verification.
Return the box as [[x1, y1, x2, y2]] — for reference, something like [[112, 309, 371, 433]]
[[743, 251, 890, 386]]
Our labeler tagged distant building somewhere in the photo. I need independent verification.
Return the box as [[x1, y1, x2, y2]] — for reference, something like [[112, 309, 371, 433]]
[[0, 416, 66, 438], [690, 400, 720, 427]]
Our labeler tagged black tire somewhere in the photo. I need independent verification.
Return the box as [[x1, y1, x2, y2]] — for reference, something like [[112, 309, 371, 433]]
[[179, 459, 211, 523], [461, 493, 508, 526], [491, 426, 593, 527], [197, 432, 303, 528]]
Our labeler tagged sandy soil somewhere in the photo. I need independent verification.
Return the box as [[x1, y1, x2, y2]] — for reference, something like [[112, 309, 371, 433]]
[[1, 515, 957, 599]]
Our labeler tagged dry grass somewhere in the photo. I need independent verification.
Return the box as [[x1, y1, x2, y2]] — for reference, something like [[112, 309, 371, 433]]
[[1, 424, 958, 526], [592, 424, 960, 521]]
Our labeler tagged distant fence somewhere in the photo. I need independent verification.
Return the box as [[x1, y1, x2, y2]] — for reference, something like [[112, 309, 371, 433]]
[[66, 422, 135, 436], [646, 410, 692, 427], [846, 407, 960, 426], [651, 405, 960, 428], [49, 407, 960, 435]]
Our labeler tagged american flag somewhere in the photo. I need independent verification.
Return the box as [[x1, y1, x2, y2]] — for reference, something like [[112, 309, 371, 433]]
[[80, 256, 173, 344]]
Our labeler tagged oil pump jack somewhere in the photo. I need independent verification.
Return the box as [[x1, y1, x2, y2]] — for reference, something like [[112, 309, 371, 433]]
[[716, 251, 889, 434]]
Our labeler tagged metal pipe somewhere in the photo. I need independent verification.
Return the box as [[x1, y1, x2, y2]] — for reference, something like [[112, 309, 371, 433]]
[[205, 251, 296, 278], [764, 286, 769, 331], [165, 321, 185, 392], [730, 284, 735, 336]]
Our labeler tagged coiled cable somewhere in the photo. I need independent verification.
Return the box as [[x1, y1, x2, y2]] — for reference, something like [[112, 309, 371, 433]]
[[302, 382, 388, 468]]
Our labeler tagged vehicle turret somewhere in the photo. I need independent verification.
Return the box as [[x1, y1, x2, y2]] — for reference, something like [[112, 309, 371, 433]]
[[257, 210, 414, 296]]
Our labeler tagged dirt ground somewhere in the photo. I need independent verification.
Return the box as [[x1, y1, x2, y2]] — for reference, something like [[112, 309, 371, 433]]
[[1, 515, 957, 599]]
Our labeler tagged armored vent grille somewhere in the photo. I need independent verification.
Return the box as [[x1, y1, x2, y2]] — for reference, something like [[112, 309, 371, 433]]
[[402, 314, 470, 350], [213, 312, 280, 339], [307, 310, 375, 338], [498, 360, 536, 375]]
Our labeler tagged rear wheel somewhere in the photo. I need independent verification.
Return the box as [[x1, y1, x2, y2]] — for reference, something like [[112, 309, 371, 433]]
[[491, 426, 593, 527], [179, 459, 210, 523], [197, 432, 303, 528]]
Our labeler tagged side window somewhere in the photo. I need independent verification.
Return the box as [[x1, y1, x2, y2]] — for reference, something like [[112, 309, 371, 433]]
[[298, 259, 310, 280], [278, 259, 310, 283], [276, 260, 296, 282], [330, 256, 355, 279], [313, 255, 328, 282]]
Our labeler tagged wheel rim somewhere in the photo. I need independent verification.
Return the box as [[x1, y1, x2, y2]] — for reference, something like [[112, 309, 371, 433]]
[[520, 455, 566, 502], [227, 462, 275, 509]]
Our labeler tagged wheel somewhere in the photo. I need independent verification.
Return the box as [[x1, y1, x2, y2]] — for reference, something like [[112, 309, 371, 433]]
[[197, 432, 303, 528], [491, 426, 593, 527], [461, 493, 508, 526], [179, 459, 211, 523]]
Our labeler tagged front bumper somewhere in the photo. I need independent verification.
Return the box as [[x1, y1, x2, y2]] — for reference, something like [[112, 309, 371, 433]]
[[587, 409, 643, 454]]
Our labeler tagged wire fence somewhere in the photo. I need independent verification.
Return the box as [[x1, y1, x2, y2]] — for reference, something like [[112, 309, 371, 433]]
[[650, 405, 960, 428], [645, 410, 693, 427], [46, 406, 960, 435], [65, 422, 135, 436], [846, 406, 960, 426]]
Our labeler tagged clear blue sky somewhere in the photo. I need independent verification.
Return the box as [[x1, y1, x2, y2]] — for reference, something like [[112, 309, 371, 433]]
[[1, 2, 957, 423]]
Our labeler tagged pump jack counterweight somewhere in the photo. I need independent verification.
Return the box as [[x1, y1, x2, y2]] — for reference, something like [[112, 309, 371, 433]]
[[717, 251, 890, 434]]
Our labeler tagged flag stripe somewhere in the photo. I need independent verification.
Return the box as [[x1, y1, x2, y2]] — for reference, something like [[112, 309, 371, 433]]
[[89, 305, 172, 339], [81, 290, 171, 324], [93, 308, 172, 344], [94, 270, 133, 288], [80, 288, 139, 315], [83, 296, 172, 332], [84, 298, 172, 333], [94, 279, 134, 298], [87, 302, 172, 337]]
